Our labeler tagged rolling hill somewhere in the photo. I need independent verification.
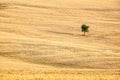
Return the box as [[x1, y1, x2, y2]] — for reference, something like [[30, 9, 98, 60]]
[[0, 0, 120, 80]]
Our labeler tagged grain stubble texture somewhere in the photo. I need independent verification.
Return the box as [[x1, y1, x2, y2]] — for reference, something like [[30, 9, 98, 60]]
[[0, 0, 120, 80]]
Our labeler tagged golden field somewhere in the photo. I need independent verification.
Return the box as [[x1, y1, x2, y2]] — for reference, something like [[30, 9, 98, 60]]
[[0, 0, 120, 80]]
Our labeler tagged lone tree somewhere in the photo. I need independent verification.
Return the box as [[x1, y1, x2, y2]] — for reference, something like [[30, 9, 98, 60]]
[[81, 24, 89, 36]]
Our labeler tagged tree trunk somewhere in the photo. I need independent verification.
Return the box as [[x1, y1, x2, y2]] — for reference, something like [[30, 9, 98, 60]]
[[84, 32, 86, 36]]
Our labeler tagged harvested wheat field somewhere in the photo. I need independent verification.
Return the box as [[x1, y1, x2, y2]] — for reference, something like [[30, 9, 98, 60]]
[[0, 0, 120, 80]]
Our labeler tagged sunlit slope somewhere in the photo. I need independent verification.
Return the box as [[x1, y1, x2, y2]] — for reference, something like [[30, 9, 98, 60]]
[[0, 0, 120, 69]]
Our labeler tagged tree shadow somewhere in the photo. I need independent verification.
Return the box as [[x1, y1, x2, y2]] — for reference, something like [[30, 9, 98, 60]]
[[47, 30, 74, 36]]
